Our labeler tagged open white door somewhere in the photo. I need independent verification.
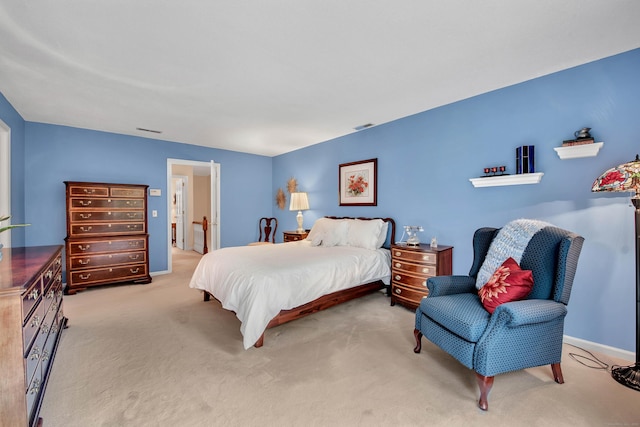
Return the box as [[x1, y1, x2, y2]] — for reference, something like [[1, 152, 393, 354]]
[[174, 177, 186, 250], [209, 160, 220, 251]]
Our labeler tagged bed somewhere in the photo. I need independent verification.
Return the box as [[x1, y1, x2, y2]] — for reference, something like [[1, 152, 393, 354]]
[[189, 216, 396, 349]]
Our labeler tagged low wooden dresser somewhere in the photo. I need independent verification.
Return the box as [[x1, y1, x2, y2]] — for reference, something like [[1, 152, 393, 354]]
[[390, 243, 453, 310], [64, 181, 152, 294], [283, 230, 309, 242], [0, 245, 66, 427]]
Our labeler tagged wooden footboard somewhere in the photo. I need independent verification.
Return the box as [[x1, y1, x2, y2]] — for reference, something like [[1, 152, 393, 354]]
[[203, 280, 385, 348]]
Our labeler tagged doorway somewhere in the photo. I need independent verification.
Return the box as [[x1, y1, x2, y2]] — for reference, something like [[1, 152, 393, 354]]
[[166, 159, 220, 273], [0, 119, 11, 248]]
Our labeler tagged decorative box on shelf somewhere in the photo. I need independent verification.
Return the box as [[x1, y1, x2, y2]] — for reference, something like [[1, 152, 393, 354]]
[[469, 172, 544, 188], [554, 142, 603, 159]]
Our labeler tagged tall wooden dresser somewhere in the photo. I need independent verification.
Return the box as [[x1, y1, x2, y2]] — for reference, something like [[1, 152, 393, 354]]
[[390, 243, 453, 310], [64, 181, 152, 294], [0, 245, 66, 427]]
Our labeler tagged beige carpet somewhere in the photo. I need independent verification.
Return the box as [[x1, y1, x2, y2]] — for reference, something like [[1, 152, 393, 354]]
[[40, 249, 640, 427]]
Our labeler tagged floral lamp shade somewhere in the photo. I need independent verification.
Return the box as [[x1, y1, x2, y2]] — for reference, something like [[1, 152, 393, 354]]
[[591, 154, 640, 194]]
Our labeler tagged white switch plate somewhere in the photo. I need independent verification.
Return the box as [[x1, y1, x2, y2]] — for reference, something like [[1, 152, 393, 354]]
[[149, 189, 161, 196], [152, 210, 158, 217]]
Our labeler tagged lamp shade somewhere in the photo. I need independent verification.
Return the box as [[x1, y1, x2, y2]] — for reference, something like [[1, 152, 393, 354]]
[[289, 192, 309, 211], [592, 154, 640, 194]]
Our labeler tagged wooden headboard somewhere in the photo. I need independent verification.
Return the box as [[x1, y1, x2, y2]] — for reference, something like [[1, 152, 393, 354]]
[[324, 216, 396, 248]]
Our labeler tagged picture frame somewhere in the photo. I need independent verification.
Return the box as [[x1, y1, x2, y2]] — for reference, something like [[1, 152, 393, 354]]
[[339, 158, 377, 206]]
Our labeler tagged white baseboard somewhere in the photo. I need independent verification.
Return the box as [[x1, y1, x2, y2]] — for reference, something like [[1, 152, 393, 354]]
[[564, 335, 634, 363]]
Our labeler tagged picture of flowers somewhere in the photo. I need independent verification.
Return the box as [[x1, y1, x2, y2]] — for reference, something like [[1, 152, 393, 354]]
[[339, 158, 377, 206]]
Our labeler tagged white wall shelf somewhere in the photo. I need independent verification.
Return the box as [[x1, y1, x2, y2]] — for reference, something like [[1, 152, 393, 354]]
[[553, 142, 603, 159], [469, 172, 544, 188]]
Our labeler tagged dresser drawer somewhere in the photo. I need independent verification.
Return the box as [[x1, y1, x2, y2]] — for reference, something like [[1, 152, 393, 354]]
[[23, 302, 45, 356], [70, 222, 145, 236], [70, 251, 147, 269], [111, 187, 146, 198], [70, 198, 144, 209], [70, 211, 145, 222], [391, 283, 428, 304], [392, 271, 429, 288], [67, 237, 147, 255], [392, 260, 436, 276], [391, 248, 437, 264], [22, 278, 42, 325], [69, 263, 148, 286], [67, 184, 109, 197]]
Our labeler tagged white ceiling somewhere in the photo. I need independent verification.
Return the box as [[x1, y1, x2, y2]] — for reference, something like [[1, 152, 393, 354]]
[[1, 1, 639, 157]]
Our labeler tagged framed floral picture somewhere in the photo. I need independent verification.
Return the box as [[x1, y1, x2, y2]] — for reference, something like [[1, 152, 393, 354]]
[[339, 158, 377, 206]]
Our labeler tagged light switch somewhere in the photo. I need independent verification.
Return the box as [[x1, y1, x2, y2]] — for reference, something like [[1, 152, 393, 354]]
[[149, 189, 161, 196], [152, 210, 158, 217]]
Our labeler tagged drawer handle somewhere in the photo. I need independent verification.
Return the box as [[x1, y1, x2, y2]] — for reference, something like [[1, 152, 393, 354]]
[[422, 255, 429, 260], [78, 244, 91, 251], [31, 315, 41, 328], [51, 323, 59, 334], [130, 268, 140, 274], [79, 213, 92, 219], [394, 288, 402, 294], [42, 350, 51, 363], [45, 270, 53, 279], [129, 254, 140, 260], [422, 281, 427, 287], [127, 225, 138, 230], [79, 273, 91, 280], [127, 213, 137, 218], [83, 188, 96, 194], [422, 268, 429, 273], [129, 241, 140, 246], [394, 262, 402, 268], [47, 289, 55, 299], [50, 302, 58, 313], [41, 323, 50, 335], [394, 251, 402, 257], [56, 258, 62, 266], [80, 226, 92, 232], [79, 258, 90, 265], [29, 289, 39, 300], [29, 379, 41, 395], [79, 200, 92, 206], [394, 275, 401, 280], [30, 346, 41, 360]]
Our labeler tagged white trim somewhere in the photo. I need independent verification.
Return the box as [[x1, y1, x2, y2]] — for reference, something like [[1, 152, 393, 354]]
[[469, 172, 544, 187], [0, 119, 11, 248], [564, 335, 634, 363]]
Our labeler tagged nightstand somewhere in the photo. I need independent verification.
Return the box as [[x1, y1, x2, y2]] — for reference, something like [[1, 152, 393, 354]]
[[283, 230, 309, 242], [390, 243, 453, 310]]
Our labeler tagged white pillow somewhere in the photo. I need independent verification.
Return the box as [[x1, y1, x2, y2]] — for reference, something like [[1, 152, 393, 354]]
[[376, 221, 389, 248], [306, 218, 349, 247], [346, 219, 384, 250]]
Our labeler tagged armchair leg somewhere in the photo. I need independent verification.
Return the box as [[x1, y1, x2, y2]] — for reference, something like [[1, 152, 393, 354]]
[[551, 363, 564, 384], [475, 373, 494, 411], [413, 329, 422, 353]]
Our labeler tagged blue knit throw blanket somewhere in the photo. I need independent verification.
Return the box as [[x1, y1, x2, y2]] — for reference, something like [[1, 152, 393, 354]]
[[475, 219, 552, 289]]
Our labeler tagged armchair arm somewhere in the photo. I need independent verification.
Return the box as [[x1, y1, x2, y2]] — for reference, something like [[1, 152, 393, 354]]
[[427, 275, 477, 297], [488, 299, 567, 328]]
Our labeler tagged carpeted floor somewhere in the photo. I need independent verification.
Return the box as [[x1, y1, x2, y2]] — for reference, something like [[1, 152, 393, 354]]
[[39, 248, 640, 426]]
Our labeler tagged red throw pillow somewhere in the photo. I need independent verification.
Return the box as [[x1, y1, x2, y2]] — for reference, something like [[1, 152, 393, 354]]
[[478, 257, 533, 314]]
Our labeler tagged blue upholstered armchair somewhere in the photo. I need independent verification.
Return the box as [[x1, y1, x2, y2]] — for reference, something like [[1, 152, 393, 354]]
[[413, 222, 584, 410]]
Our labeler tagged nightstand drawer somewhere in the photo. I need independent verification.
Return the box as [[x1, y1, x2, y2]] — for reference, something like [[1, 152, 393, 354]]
[[392, 248, 437, 264], [392, 260, 435, 276], [392, 271, 429, 288]]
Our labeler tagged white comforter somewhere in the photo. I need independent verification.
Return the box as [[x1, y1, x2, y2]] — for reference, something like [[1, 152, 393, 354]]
[[188, 240, 391, 349]]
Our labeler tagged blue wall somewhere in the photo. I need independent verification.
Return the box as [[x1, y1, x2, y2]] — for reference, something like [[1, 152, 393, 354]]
[[22, 124, 272, 273], [273, 48, 640, 354], [1, 48, 638, 354]]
